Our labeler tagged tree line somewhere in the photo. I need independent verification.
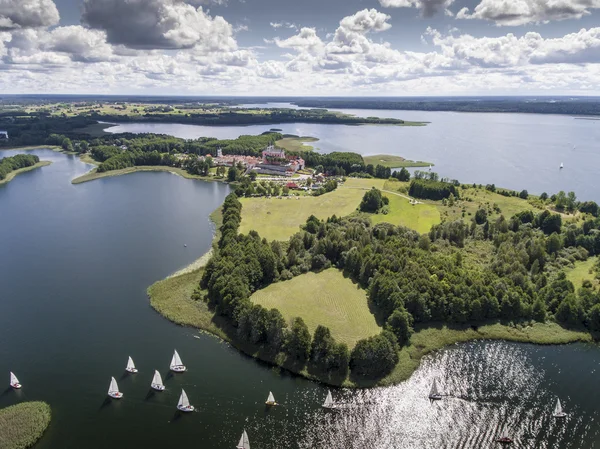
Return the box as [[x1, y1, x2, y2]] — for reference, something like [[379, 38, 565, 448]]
[[0, 154, 40, 180]]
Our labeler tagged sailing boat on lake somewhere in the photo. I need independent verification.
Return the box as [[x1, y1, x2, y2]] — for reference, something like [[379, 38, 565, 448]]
[[151, 370, 165, 391], [553, 398, 567, 418], [9, 372, 21, 389], [125, 356, 138, 373], [108, 377, 123, 399], [496, 430, 513, 445], [265, 391, 277, 406], [177, 389, 194, 412], [170, 349, 186, 372], [428, 378, 442, 400], [236, 430, 250, 449], [322, 390, 334, 409]]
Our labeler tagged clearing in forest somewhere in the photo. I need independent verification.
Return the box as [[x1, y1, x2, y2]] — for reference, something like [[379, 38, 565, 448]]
[[250, 268, 381, 348]]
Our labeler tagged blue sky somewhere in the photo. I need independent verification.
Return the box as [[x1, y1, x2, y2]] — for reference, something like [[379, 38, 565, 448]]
[[2, 0, 600, 95]]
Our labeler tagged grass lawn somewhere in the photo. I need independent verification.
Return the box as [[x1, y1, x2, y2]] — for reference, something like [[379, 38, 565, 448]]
[[0, 401, 51, 449], [71, 165, 214, 184], [251, 268, 381, 348], [0, 161, 52, 186], [370, 191, 440, 234], [364, 154, 432, 168], [275, 136, 319, 152], [566, 257, 599, 288], [239, 178, 385, 241]]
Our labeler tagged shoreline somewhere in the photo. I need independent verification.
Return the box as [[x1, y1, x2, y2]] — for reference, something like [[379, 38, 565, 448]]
[[71, 165, 222, 185], [147, 205, 593, 388], [0, 161, 52, 185], [0, 145, 62, 152]]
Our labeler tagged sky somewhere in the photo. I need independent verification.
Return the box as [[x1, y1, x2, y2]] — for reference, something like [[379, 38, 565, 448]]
[[1, 0, 600, 95]]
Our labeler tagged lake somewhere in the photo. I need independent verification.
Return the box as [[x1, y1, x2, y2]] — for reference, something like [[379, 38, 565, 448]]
[[1, 149, 600, 449], [106, 107, 600, 202]]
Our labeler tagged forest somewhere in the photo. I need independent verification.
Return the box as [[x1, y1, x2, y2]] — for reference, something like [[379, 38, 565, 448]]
[[197, 186, 600, 382], [0, 154, 40, 180]]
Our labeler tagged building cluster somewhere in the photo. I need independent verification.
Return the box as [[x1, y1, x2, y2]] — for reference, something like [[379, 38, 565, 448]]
[[204, 145, 305, 176]]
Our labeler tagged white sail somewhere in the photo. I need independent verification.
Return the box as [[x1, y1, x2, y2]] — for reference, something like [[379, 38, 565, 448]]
[[267, 391, 275, 403], [323, 390, 333, 408], [126, 357, 136, 371], [108, 377, 119, 394], [178, 389, 190, 408], [429, 379, 440, 397], [171, 350, 183, 368], [10, 372, 19, 385], [554, 398, 566, 417], [237, 430, 250, 449], [152, 370, 163, 388]]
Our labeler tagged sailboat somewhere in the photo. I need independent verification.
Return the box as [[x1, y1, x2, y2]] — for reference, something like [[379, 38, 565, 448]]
[[9, 372, 21, 389], [125, 356, 138, 374], [560, 162, 564, 169], [236, 429, 250, 449], [265, 391, 277, 406], [108, 377, 123, 399], [428, 378, 442, 400], [496, 430, 513, 445], [177, 389, 194, 412], [553, 398, 567, 418], [170, 350, 186, 372], [151, 370, 165, 391], [322, 390, 334, 409]]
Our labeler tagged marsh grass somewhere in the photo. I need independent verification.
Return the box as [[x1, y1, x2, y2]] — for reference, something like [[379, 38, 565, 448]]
[[0, 402, 51, 449]]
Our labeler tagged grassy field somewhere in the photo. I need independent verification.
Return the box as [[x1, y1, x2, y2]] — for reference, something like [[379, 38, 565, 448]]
[[0, 161, 52, 186], [239, 178, 385, 241], [379, 322, 592, 386], [250, 269, 381, 348], [0, 146, 61, 152], [0, 402, 51, 449], [275, 136, 319, 152], [71, 165, 214, 184], [364, 154, 432, 168], [566, 257, 599, 288], [370, 190, 440, 234]]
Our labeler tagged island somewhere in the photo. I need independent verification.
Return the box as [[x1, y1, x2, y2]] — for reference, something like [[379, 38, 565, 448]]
[[0, 154, 51, 185], [149, 165, 600, 387], [0, 402, 51, 449]]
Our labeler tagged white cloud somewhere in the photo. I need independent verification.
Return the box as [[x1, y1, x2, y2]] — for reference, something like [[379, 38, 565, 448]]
[[0, 0, 59, 31], [378, 0, 455, 17], [339, 9, 391, 33], [275, 28, 324, 55], [82, 0, 236, 51], [457, 0, 600, 26]]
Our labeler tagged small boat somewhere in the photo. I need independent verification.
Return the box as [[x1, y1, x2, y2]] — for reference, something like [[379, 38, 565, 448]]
[[125, 356, 138, 373], [265, 391, 277, 406], [236, 429, 250, 449], [496, 430, 513, 445], [177, 389, 194, 412], [108, 376, 123, 399], [553, 398, 567, 418], [151, 370, 165, 391], [560, 162, 564, 169], [184, 244, 187, 247], [170, 349, 186, 372], [10, 372, 21, 389], [428, 378, 442, 400], [322, 390, 334, 409], [428, 165, 432, 171]]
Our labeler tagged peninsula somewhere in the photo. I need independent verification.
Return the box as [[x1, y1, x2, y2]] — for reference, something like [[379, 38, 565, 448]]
[[149, 164, 600, 387], [0, 402, 51, 449], [0, 154, 51, 185]]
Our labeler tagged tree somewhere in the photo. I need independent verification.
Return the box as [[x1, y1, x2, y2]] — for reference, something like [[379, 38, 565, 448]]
[[61, 137, 73, 152], [248, 171, 257, 181], [227, 166, 239, 182], [532, 298, 547, 322], [540, 213, 562, 235], [475, 208, 488, 225], [285, 317, 312, 362], [359, 188, 384, 213], [519, 190, 529, 199], [350, 334, 398, 379], [386, 308, 413, 346], [396, 167, 410, 182]]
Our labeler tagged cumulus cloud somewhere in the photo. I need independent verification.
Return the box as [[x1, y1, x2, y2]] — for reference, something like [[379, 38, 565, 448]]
[[339, 9, 391, 33], [426, 27, 600, 66], [0, 0, 59, 31], [81, 0, 236, 50], [275, 28, 324, 54], [457, 0, 600, 26], [378, 0, 455, 17]]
